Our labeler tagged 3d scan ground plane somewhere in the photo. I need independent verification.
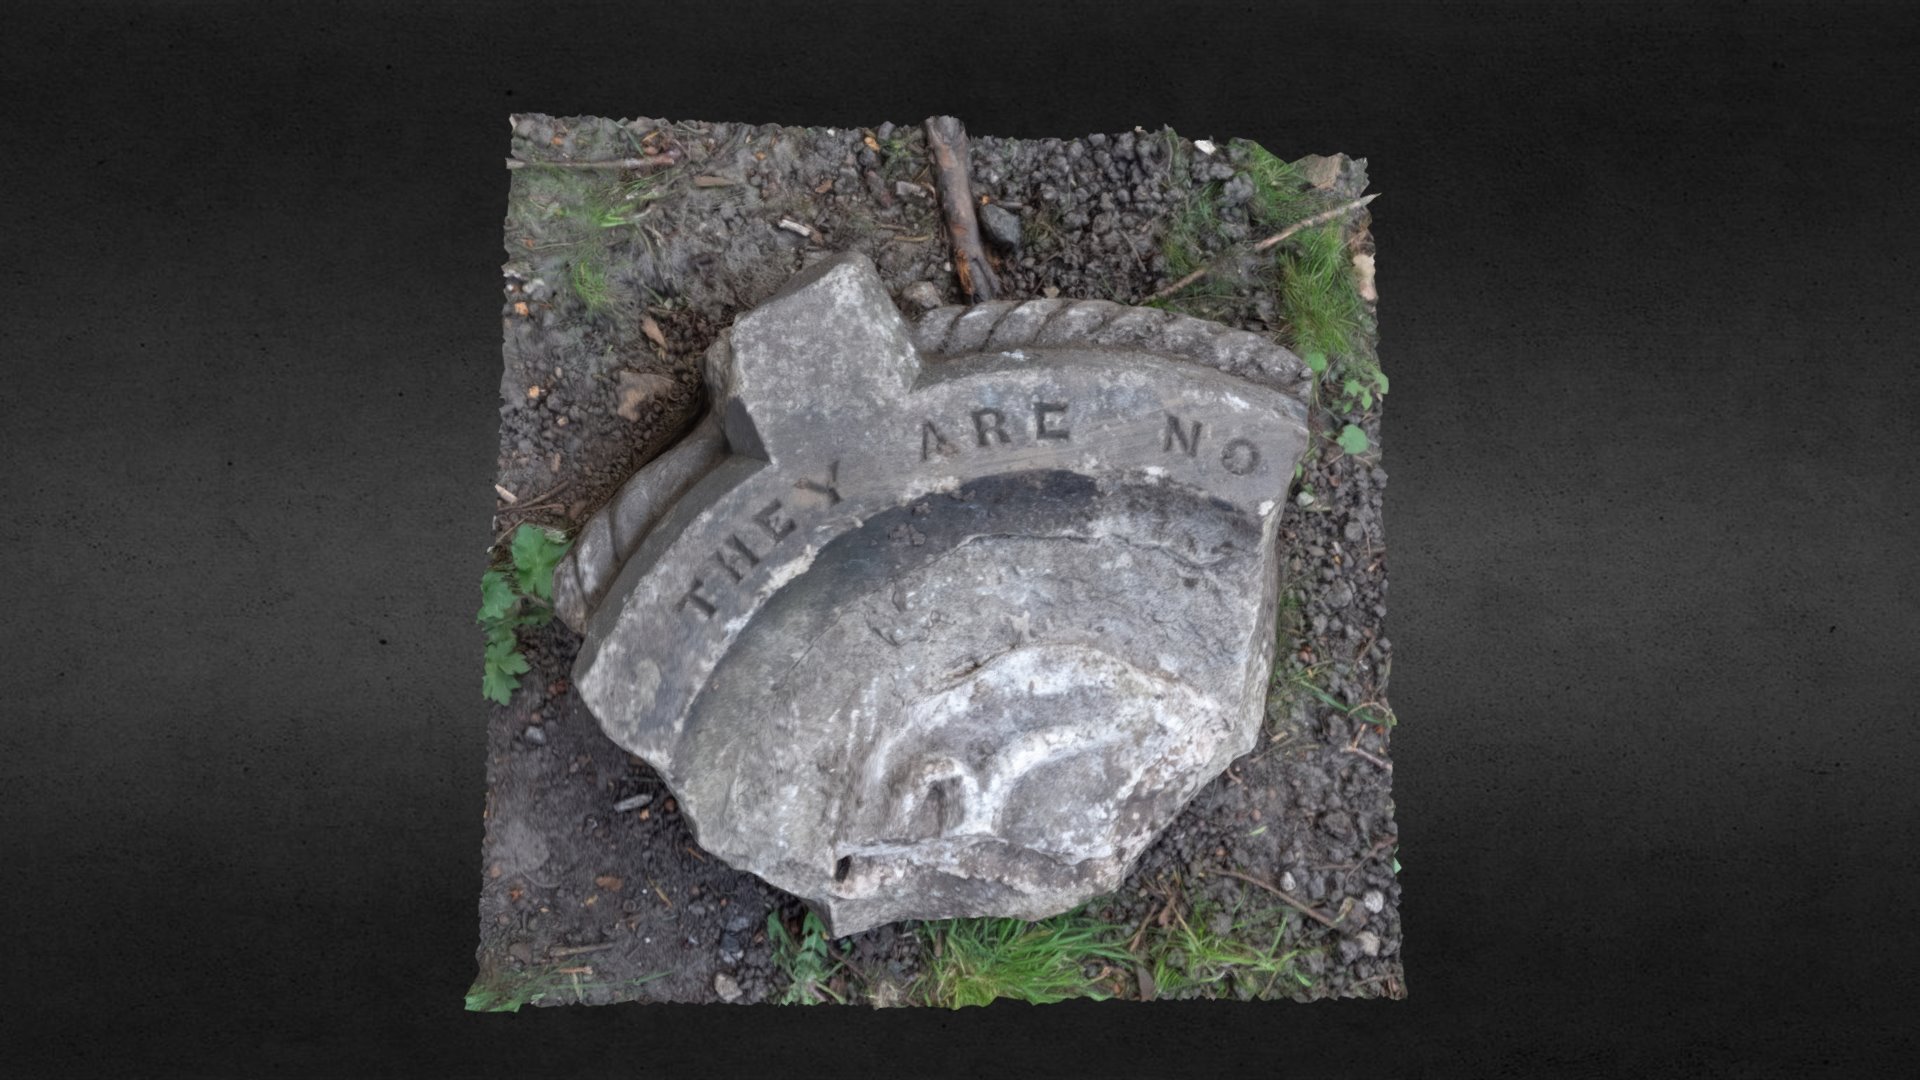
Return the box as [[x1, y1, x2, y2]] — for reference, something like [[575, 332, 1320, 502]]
[[553, 251, 1313, 935]]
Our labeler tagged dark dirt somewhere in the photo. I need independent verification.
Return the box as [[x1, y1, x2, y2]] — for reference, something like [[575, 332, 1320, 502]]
[[474, 114, 1400, 1006]]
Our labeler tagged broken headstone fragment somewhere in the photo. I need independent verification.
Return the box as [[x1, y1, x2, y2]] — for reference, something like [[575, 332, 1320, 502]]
[[555, 251, 1313, 936]]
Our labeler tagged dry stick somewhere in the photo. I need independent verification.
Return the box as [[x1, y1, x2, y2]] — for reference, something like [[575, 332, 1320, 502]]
[[497, 479, 571, 513], [1313, 836, 1397, 875], [923, 116, 999, 302], [1209, 868, 1343, 929], [548, 942, 616, 959], [1349, 629, 1378, 670], [1145, 193, 1380, 303], [505, 155, 679, 171], [491, 482, 575, 546], [497, 499, 569, 521], [1343, 736, 1394, 773]]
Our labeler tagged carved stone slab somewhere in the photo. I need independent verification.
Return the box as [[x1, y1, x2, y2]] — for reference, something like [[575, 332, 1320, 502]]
[[554, 252, 1313, 936]]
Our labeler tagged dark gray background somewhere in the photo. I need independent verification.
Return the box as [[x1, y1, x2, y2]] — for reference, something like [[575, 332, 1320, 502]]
[[5, 1, 1915, 1075]]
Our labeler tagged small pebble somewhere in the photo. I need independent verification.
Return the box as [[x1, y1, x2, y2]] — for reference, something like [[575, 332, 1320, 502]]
[[612, 793, 653, 813], [901, 281, 943, 310], [1363, 889, 1385, 914], [713, 973, 743, 1002], [522, 725, 546, 746]]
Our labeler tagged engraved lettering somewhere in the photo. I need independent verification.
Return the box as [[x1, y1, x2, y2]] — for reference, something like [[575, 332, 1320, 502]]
[[713, 534, 761, 583], [920, 420, 955, 461], [678, 579, 718, 618], [1034, 402, 1070, 440], [1164, 413, 1202, 456], [796, 459, 843, 504], [972, 408, 1011, 447], [755, 500, 796, 543], [1221, 437, 1261, 475]]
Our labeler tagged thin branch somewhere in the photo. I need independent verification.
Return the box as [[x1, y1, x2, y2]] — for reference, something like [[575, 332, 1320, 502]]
[[1208, 868, 1343, 929], [924, 116, 999, 302], [1343, 740, 1394, 772], [1146, 194, 1379, 303], [506, 154, 679, 172], [497, 478, 571, 512]]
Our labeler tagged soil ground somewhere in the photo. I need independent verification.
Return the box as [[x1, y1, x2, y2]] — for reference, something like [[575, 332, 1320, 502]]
[[472, 114, 1401, 1007]]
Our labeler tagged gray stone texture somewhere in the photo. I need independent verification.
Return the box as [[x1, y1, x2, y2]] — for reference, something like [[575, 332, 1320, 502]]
[[559, 252, 1312, 935]]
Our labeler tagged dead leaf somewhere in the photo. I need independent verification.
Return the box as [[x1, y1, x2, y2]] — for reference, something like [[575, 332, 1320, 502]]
[[1353, 252, 1377, 302], [615, 370, 675, 421], [814, 178, 834, 194], [692, 174, 732, 187], [863, 135, 881, 151], [1298, 154, 1344, 190], [494, 484, 518, 504], [595, 875, 623, 892], [640, 313, 667, 350]]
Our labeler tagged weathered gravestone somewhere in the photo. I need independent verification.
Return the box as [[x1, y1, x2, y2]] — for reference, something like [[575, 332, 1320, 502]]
[[552, 251, 1314, 935]]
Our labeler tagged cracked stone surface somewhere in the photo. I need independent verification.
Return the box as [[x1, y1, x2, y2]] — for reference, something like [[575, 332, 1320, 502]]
[[554, 251, 1313, 935]]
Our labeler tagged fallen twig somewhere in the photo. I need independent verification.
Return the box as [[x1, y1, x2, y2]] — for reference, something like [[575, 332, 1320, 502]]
[[490, 482, 574, 546], [1312, 836, 1397, 875], [1344, 734, 1392, 772], [506, 155, 679, 172], [548, 942, 616, 959], [497, 479, 570, 513], [1349, 630, 1377, 669], [1209, 868, 1342, 929], [924, 116, 999, 302], [1146, 194, 1379, 303]]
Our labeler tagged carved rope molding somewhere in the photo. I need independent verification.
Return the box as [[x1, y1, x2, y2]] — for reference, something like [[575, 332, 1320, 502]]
[[555, 293, 1312, 636]]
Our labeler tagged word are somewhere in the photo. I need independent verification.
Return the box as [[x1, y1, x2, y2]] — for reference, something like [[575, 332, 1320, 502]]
[[921, 402, 1071, 460]]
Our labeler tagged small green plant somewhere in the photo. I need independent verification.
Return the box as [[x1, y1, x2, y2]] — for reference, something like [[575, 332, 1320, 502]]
[[478, 524, 571, 705], [1143, 896, 1313, 1000], [1234, 139, 1318, 232], [1279, 223, 1365, 362], [1308, 346, 1388, 415], [1161, 180, 1226, 281], [568, 255, 614, 315], [876, 132, 915, 179], [915, 908, 1134, 1008], [767, 909, 846, 1005], [1286, 665, 1396, 728]]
